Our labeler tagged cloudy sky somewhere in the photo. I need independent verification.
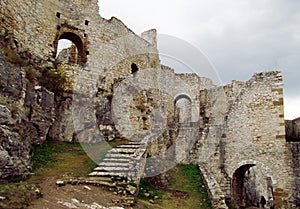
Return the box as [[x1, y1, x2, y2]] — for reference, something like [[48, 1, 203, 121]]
[[98, 0, 300, 119]]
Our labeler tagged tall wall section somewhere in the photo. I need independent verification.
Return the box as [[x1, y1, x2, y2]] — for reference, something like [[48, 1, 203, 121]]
[[193, 72, 295, 208], [0, 0, 161, 179]]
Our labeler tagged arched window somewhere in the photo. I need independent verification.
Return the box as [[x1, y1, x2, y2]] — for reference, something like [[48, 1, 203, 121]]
[[56, 39, 77, 63], [54, 32, 86, 64], [174, 94, 192, 125]]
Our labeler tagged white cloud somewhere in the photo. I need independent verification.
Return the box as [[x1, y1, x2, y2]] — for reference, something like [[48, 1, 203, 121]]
[[284, 96, 300, 120]]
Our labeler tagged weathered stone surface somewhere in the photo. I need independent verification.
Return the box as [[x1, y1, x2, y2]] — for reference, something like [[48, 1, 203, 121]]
[[57, 198, 125, 209], [199, 164, 228, 209], [89, 141, 147, 186], [0, 52, 26, 101], [126, 185, 137, 195], [48, 97, 75, 141], [287, 142, 300, 208], [286, 117, 300, 141], [0, 1, 298, 208], [244, 167, 269, 207], [0, 126, 30, 179], [28, 87, 55, 144], [0, 105, 12, 125], [56, 180, 66, 186]]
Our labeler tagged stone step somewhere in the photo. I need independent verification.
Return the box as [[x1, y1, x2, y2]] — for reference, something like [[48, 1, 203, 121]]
[[88, 176, 114, 182], [105, 153, 134, 158], [94, 166, 130, 172], [108, 148, 136, 154], [118, 144, 141, 149], [127, 142, 145, 146], [98, 162, 130, 167], [89, 171, 134, 178], [103, 158, 131, 163], [63, 177, 116, 187], [89, 141, 147, 184]]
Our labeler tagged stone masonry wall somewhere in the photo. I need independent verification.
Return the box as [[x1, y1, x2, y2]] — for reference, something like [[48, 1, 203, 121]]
[[192, 72, 295, 208], [286, 142, 300, 207], [0, 0, 162, 177], [1, 0, 99, 61], [0, 38, 55, 178], [0, 2, 298, 208], [286, 117, 300, 141]]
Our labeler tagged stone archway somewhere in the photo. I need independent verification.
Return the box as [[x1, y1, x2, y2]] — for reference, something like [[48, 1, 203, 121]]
[[231, 162, 274, 208], [174, 94, 192, 125], [54, 32, 87, 64], [231, 164, 256, 207]]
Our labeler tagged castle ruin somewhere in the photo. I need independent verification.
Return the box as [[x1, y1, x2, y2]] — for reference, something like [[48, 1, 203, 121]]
[[0, 0, 299, 208]]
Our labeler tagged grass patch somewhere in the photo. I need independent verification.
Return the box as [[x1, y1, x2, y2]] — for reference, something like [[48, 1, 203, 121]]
[[31, 141, 99, 177], [0, 183, 39, 209], [138, 164, 212, 209], [138, 178, 164, 200], [164, 164, 212, 209], [0, 141, 103, 208], [0, 140, 130, 208]]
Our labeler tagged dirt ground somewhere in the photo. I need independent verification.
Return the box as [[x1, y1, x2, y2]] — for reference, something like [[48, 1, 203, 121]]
[[0, 142, 212, 209], [28, 176, 130, 209]]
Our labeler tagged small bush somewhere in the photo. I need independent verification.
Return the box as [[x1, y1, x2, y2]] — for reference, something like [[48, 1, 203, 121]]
[[39, 69, 68, 95]]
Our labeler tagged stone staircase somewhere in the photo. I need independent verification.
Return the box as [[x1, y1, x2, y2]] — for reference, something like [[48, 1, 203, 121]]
[[89, 141, 147, 185]]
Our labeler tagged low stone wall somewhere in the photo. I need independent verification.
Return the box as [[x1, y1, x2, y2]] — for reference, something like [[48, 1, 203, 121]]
[[199, 164, 228, 209]]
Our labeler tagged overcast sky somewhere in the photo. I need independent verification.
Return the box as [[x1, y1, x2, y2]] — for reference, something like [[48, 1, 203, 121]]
[[98, 0, 300, 119]]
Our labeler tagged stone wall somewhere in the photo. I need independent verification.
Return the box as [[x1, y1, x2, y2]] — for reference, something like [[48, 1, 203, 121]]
[[286, 142, 300, 207], [199, 164, 228, 209], [0, 0, 161, 177], [244, 166, 269, 207], [191, 72, 295, 208], [1, 0, 99, 61], [0, 36, 55, 178], [0, 1, 298, 208], [286, 117, 300, 141]]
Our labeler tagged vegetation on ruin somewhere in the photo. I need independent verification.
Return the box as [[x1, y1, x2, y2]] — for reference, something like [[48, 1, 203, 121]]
[[0, 141, 98, 208], [39, 67, 75, 95], [0, 141, 212, 208], [138, 164, 212, 209], [31, 141, 98, 176]]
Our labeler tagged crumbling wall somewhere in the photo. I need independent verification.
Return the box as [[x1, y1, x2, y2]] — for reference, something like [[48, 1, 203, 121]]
[[286, 142, 300, 207], [0, 0, 161, 178], [0, 3, 298, 208], [286, 117, 300, 141], [0, 0, 99, 61], [244, 166, 269, 207], [0, 36, 55, 179], [193, 72, 295, 208]]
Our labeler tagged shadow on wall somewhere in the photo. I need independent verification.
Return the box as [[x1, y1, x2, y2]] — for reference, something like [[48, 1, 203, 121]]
[[286, 117, 300, 142]]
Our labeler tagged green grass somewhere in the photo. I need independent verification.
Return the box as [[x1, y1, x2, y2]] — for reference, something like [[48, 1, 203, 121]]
[[0, 183, 39, 209], [0, 141, 106, 208], [165, 164, 212, 209], [138, 164, 212, 209], [31, 141, 103, 177], [138, 178, 164, 200], [0, 141, 214, 209]]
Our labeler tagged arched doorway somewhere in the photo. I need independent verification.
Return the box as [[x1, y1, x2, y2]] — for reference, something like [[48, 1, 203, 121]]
[[174, 94, 192, 125], [54, 32, 86, 64], [231, 164, 274, 208]]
